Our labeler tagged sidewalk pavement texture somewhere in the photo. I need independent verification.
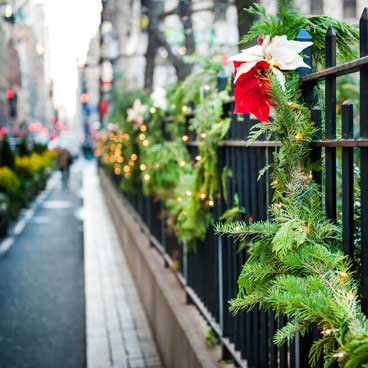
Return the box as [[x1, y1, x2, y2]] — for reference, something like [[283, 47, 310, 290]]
[[0, 162, 85, 368], [84, 162, 163, 368]]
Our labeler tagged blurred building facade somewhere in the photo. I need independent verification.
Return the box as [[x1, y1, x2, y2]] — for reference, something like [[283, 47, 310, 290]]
[[79, 0, 367, 127], [0, 0, 51, 132]]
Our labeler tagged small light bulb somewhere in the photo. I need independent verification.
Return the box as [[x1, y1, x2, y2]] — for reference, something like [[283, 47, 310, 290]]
[[195, 155, 201, 161], [182, 135, 189, 142], [322, 328, 333, 336], [200, 133, 206, 139], [140, 164, 146, 171], [338, 271, 348, 282], [143, 140, 149, 147], [295, 132, 303, 141], [333, 352, 346, 360], [131, 154, 138, 161], [139, 133, 145, 141], [179, 160, 186, 167], [208, 200, 214, 207], [150, 107, 156, 114], [140, 125, 147, 132], [186, 190, 192, 197], [199, 192, 206, 200], [144, 174, 150, 181], [182, 105, 188, 113]]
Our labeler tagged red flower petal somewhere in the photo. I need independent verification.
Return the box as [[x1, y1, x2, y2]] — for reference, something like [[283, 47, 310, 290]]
[[233, 61, 272, 122]]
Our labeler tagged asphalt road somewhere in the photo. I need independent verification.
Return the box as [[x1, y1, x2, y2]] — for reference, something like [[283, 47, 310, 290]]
[[0, 164, 85, 368]]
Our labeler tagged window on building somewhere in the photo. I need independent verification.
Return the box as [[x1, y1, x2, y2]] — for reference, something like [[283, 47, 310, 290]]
[[310, 0, 323, 14], [343, 0, 356, 18]]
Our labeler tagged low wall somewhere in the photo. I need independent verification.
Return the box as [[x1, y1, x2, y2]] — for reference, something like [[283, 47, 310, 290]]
[[99, 170, 221, 368]]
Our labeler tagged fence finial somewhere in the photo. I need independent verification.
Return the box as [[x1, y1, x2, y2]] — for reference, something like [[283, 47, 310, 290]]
[[217, 70, 228, 92], [326, 26, 336, 68], [296, 28, 312, 77], [360, 8, 368, 56]]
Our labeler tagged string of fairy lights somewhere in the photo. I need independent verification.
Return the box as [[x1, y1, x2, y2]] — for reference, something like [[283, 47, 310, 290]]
[[95, 104, 215, 210]]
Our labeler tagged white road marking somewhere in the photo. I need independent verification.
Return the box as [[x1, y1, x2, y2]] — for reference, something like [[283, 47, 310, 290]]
[[0, 238, 14, 255]]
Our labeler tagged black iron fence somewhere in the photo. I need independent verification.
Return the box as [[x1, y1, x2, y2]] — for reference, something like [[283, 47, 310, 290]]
[[107, 9, 368, 368]]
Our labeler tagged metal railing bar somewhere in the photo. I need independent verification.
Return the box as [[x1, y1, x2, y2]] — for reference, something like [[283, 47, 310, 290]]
[[301, 55, 368, 83], [187, 138, 368, 148]]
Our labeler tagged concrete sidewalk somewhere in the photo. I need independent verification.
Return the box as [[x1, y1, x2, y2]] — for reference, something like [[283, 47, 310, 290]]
[[84, 163, 162, 368]]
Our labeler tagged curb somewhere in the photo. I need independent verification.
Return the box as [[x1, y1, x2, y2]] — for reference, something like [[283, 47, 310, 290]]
[[100, 169, 222, 368]]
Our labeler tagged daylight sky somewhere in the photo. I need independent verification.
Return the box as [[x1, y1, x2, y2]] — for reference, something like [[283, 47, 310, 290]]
[[34, 0, 101, 118]]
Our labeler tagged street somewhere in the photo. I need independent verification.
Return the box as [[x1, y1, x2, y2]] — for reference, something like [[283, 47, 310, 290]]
[[0, 163, 85, 368]]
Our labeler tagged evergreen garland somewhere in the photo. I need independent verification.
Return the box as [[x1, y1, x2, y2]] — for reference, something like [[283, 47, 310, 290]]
[[217, 6, 368, 367]]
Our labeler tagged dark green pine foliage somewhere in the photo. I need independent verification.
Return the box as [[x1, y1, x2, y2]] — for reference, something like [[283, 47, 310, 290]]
[[17, 137, 30, 157], [241, 3, 359, 65]]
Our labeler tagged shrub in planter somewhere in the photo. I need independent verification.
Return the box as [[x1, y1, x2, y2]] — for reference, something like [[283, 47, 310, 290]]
[[0, 167, 21, 219], [0, 136, 15, 169], [0, 167, 20, 194]]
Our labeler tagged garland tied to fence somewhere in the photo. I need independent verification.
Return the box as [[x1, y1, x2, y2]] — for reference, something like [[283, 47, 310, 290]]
[[216, 4, 368, 367]]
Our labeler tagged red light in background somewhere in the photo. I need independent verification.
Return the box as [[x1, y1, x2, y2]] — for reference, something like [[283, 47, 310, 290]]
[[6, 89, 15, 99], [55, 120, 63, 130], [40, 128, 49, 137], [99, 99, 109, 117], [80, 93, 89, 104], [0, 127, 7, 135], [221, 53, 229, 66], [29, 122, 42, 132]]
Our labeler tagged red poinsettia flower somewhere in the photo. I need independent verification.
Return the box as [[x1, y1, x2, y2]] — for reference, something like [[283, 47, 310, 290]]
[[233, 60, 273, 122], [229, 35, 313, 122]]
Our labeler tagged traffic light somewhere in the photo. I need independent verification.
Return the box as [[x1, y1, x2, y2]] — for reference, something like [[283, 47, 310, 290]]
[[6, 89, 17, 118]]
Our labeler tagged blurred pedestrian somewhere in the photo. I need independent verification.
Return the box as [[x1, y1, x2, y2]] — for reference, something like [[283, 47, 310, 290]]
[[57, 148, 72, 187]]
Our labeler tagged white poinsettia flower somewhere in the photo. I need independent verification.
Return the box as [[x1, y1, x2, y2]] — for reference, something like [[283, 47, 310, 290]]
[[151, 88, 167, 110], [127, 99, 146, 125], [228, 35, 313, 89]]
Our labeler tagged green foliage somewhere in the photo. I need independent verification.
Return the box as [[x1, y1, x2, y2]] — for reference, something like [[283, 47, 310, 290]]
[[0, 167, 20, 194], [204, 328, 219, 349], [169, 56, 224, 108], [141, 140, 190, 199], [217, 6, 368, 366], [241, 3, 358, 66], [100, 59, 231, 246]]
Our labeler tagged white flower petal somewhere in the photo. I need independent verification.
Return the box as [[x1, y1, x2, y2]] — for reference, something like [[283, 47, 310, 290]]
[[228, 45, 263, 63], [261, 35, 271, 50], [287, 40, 313, 54], [234, 61, 259, 82], [280, 56, 311, 70], [265, 35, 313, 71], [272, 68, 286, 90]]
